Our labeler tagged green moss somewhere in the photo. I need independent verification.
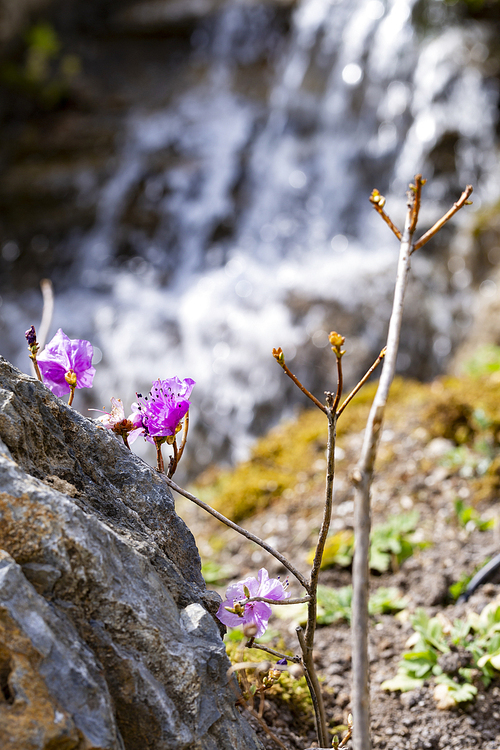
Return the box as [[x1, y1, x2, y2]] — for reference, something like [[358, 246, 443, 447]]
[[193, 360, 500, 521]]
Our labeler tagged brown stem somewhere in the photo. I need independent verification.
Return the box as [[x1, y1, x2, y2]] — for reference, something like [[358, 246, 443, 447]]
[[243, 595, 310, 606], [155, 439, 165, 473], [408, 173, 424, 233], [167, 438, 179, 478], [176, 410, 189, 465], [163, 475, 309, 590], [250, 642, 302, 664], [296, 626, 328, 748], [30, 355, 43, 383], [122, 434, 130, 450], [412, 185, 473, 253], [332, 355, 343, 412], [337, 347, 386, 417], [369, 200, 402, 241], [280, 361, 327, 414], [68, 386, 75, 407], [296, 395, 336, 747], [307, 399, 336, 649]]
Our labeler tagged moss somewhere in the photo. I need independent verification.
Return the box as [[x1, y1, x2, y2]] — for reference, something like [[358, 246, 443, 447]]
[[193, 357, 500, 521]]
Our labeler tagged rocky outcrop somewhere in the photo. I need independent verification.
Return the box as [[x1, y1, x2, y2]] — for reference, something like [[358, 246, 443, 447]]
[[0, 356, 263, 750]]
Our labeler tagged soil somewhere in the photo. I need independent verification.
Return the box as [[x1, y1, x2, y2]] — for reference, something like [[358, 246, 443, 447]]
[[177, 402, 500, 750]]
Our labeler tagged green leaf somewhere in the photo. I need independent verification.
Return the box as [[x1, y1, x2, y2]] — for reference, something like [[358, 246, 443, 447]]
[[381, 672, 425, 692]]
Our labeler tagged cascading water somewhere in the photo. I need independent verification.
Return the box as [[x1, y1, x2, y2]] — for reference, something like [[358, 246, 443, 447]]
[[1, 0, 499, 474]]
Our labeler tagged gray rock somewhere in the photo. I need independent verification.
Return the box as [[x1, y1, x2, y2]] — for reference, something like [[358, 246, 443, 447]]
[[0, 356, 263, 750]]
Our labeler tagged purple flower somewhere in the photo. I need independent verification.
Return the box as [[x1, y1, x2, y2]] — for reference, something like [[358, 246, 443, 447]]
[[37, 328, 96, 398], [136, 376, 195, 443], [216, 568, 290, 638], [91, 398, 144, 444]]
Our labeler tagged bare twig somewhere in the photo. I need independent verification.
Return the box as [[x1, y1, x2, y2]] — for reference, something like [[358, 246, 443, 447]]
[[249, 642, 302, 664], [296, 626, 328, 748], [369, 189, 402, 241], [176, 410, 189, 466], [243, 595, 310, 606], [295, 391, 337, 747], [337, 347, 386, 417], [163, 475, 309, 590], [273, 348, 327, 414], [155, 438, 165, 473], [167, 438, 179, 478], [351, 175, 425, 750], [38, 278, 54, 350], [412, 185, 473, 253], [332, 352, 343, 413], [408, 174, 425, 233]]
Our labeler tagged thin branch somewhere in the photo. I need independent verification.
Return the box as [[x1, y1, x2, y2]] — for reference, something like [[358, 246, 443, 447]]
[[163, 475, 309, 590], [249, 642, 302, 664], [307, 400, 336, 650], [369, 190, 402, 241], [155, 439, 165, 473], [176, 409, 189, 465], [281, 361, 327, 414], [351, 175, 424, 750], [412, 185, 473, 253], [408, 174, 425, 233], [337, 347, 386, 417], [38, 278, 54, 350], [296, 626, 328, 748], [243, 595, 310, 606], [273, 348, 327, 413], [297, 395, 336, 747], [167, 438, 179, 478], [332, 354, 343, 413]]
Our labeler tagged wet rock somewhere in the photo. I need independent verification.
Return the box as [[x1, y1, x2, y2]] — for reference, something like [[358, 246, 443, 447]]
[[0, 356, 263, 750]]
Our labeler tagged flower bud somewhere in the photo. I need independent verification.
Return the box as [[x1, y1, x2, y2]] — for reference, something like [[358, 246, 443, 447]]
[[272, 347, 285, 365], [328, 331, 345, 348], [25, 325, 37, 347]]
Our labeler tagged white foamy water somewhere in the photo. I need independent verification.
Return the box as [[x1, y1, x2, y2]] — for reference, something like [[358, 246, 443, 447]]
[[3, 0, 500, 473]]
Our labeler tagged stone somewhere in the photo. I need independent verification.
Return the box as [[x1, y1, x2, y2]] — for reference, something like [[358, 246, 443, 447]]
[[0, 356, 263, 750]]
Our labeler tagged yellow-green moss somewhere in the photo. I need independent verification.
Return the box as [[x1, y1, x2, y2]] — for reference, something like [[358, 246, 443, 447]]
[[192, 357, 500, 521]]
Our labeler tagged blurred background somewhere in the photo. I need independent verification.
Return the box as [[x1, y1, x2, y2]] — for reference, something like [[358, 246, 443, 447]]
[[0, 0, 499, 476]]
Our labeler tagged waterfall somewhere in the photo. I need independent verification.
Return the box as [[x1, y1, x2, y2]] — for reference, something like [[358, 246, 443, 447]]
[[2, 0, 499, 473]]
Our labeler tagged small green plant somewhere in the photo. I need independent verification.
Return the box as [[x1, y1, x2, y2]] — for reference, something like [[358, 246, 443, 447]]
[[453, 498, 494, 532], [275, 585, 408, 627], [317, 510, 425, 573], [382, 601, 500, 706]]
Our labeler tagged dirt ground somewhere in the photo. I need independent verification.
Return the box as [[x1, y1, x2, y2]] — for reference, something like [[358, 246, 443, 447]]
[[177, 404, 500, 750]]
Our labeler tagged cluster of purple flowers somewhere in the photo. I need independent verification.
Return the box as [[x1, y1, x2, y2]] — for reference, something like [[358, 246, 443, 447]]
[[26, 327, 195, 452], [26, 326, 287, 654]]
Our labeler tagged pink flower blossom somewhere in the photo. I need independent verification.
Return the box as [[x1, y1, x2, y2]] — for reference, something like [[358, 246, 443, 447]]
[[37, 328, 95, 398], [91, 398, 144, 444], [136, 376, 195, 443], [216, 568, 290, 638]]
